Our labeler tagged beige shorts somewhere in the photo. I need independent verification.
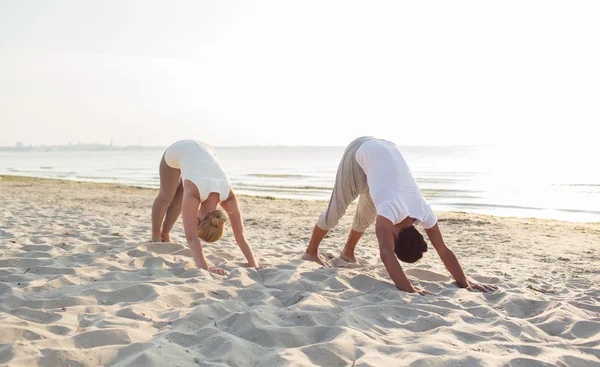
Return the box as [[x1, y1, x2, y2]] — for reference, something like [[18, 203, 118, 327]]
[[316, 137, 377, 232]]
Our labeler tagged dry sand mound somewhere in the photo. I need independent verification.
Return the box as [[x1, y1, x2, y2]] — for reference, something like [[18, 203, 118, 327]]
[[1, 177, 599, 366]]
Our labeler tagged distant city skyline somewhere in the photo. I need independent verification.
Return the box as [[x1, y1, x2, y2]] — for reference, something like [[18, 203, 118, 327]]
[[2, 140, 495, 149]]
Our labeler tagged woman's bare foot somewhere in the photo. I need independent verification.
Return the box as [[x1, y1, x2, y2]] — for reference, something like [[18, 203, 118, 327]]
[[339, 252, 357, 263], [303, 252, 325, 266], [151, 232, 162, 242], [161, 232, 173, 242]]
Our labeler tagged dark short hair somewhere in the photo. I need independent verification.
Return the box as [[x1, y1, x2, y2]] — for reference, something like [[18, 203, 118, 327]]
[[394, 226, 427, 263]]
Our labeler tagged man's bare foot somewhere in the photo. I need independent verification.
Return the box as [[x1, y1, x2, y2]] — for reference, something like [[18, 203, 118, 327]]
[[339, 252, 357, 263], [151, 233, 162, 242], [303, 252, 325, 266], [161, 232, 173, 242]]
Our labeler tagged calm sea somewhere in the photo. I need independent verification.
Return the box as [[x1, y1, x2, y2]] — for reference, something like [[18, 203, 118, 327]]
[[1, 146, 599, 222]]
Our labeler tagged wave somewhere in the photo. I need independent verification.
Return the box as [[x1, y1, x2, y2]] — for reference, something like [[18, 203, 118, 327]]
[[415, 178, 472, 184], [76, 176, 123, 180], [234, 182, 332, 191], [556, 183, 600, 187], [443, 202, 600, 215], [234, 184, 487, 200], [416, 171, 490, 176], [422, 188, 485, 194], [7, 168, 78, 176], [246, 173, 313, 178]]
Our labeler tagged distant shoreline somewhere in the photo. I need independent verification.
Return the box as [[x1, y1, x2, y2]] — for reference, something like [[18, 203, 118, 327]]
[[0, 145, 165, 152], [2, 174, 598, 225], [0, 174, 329, 202]]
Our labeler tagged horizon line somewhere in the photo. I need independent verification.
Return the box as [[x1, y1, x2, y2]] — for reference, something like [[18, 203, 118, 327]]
[[0, 143, 494, 149]]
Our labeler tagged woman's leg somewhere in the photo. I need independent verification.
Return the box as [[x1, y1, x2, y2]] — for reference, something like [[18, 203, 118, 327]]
[[151, 155, 181, 241], [160, 180, 184, 242]]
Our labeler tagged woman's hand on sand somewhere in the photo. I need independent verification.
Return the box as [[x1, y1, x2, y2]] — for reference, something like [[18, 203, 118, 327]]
[[467, 282, 498, 293], [401, 287, 431, 295], [414, 288, 432, 296], [247, 260, 266, 269], [465, 277, 498, 292], [208, 266, 228, 275]]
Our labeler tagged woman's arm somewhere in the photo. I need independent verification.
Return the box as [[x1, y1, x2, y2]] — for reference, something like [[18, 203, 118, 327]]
[[425, 223, 496, 292], [182, 188, 226, 275], [220, 191, 260, 268]]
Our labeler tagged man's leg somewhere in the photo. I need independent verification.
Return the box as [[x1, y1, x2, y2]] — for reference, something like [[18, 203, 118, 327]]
[[339, 229, 366, 263], [304, 225, 330, 265], [151, 156, 181, 241], [304, 138, 368, 264], [340, 193, 377, 262], [304, 184, 356, 265]]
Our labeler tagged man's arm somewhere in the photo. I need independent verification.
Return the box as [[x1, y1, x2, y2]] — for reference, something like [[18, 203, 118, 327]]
[[425, 223, 496, 292], [376, 216, 429, 294], [220, 191, 260, 268]]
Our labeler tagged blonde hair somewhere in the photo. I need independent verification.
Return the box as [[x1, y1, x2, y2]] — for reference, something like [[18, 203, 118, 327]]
[[197, 210, 227, 242]]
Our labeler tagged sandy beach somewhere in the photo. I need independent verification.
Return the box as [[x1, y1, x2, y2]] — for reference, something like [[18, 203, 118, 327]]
[[1, 175, 599, 366]]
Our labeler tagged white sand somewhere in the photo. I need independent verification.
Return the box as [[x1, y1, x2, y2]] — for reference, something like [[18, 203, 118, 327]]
[[1, 176, 599, 366]]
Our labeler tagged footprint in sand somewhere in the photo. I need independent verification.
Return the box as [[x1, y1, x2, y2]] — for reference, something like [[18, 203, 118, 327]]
[[138, 242, 185, 254], [404, 268, 452, 282]]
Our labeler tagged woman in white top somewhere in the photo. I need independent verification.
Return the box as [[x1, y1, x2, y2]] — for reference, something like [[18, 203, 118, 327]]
[[304, 137, 496, 294], [151, 140, 261, 275]]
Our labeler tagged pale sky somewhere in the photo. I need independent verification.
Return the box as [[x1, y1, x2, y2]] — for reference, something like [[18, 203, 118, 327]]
[[1, 1, 599, 148]]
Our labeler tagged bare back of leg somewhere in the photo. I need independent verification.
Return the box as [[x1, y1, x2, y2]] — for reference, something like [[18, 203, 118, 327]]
[[161, 180, 184, 242], [151, 155, 181, 241]]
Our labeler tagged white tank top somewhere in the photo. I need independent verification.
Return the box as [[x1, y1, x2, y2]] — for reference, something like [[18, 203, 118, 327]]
[[164, 140, 231, 202], [355, 139, 437, 229]]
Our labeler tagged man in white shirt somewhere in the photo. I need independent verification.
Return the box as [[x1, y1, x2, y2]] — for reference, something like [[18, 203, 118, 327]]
[[303, 137, 496, 294]]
